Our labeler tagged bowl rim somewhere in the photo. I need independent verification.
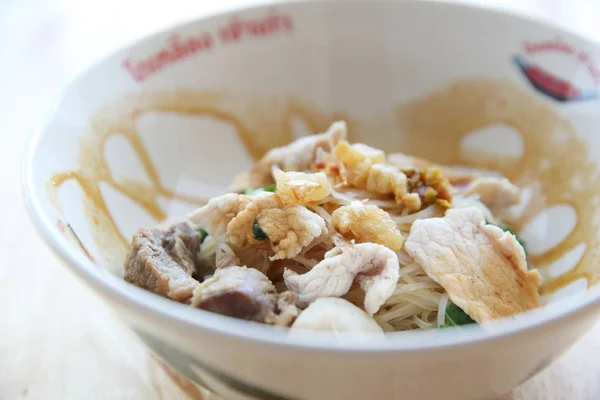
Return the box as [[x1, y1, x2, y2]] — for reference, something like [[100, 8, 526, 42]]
[[22, 0, 600, 352]]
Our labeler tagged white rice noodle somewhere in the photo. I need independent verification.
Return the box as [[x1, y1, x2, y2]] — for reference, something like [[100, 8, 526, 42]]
[[437, 293, 449, 328], [389, 292, 440, 311], [291, 254, 319, 269], [376, 303, 422, 323], [309, 204, 332, 223], [235, 246, 271, 274], [328, 187, 398, 209], [376, 254, 445, 331], [378, 321, 396, 332], [303, 245, 331, 262], [396, 251, 415, 265], [392, 282, 442, 295], [299, 232, 334, 257], [391, 205, 444, 228], [367, 199, 401, 209], [327, 187, 356, 206], [413, 315, 436, 330]]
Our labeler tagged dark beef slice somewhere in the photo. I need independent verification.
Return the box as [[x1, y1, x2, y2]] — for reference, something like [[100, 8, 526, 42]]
[[164, 222, 201, 275], [195, 291, 274, 322], [191, 266, 277, 323], [124, 223, 201, 303]]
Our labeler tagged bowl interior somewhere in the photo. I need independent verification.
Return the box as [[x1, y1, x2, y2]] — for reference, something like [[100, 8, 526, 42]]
[[26, 0, 600, 325]]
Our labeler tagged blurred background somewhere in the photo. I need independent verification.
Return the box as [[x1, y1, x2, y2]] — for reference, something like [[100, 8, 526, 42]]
[[1, 1, 599, 399]]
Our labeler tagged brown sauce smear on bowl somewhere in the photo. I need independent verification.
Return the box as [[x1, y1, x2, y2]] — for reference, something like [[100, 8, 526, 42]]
[[49, 79, 600, 294]]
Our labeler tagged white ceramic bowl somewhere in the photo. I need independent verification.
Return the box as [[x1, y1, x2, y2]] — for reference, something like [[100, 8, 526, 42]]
[[23, 1, 600, 399]]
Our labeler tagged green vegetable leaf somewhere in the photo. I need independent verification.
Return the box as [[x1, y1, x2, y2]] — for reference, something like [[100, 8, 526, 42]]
[[245, 184, 276, 196], [252, 219, 268, 241], [440, 303, 476, 329], [196, 228, 209, 244]]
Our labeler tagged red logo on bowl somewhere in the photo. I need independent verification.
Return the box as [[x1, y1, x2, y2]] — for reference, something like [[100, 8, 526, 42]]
[[122, 10, 293, 83], [513, 38, 599, 102]]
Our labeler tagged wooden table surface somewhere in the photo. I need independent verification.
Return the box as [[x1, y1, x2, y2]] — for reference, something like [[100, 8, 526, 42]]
[[2, 1, 600, 399]]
